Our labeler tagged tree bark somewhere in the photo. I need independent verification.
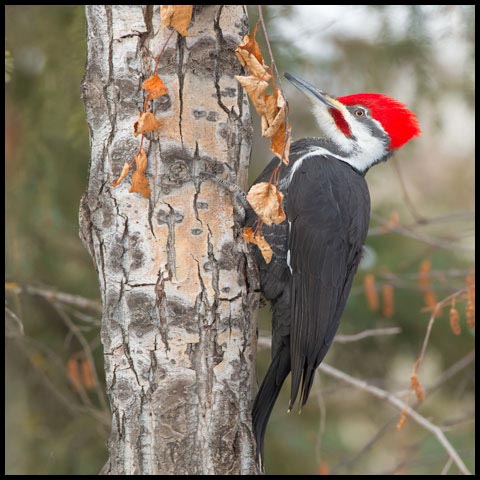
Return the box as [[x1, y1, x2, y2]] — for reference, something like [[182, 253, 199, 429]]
[[80, 5, 260, 475]]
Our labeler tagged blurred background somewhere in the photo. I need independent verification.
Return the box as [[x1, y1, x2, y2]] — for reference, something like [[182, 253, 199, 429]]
[[5, 5, 474, 475]]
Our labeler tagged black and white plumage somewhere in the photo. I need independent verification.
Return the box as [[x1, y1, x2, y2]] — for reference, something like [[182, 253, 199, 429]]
[[249, 73, 421, 464], [248, 139, 370, 462]]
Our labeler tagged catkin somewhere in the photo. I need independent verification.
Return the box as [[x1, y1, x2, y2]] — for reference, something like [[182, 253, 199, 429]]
[[449, 300, 461, 335], [364, 274, 379, 311], [410, 373, 424, 403], [67, 357, 82, 392], [382, 284, 395, 318], [396, 407, 408, 430], [81, 358, 95, 390]]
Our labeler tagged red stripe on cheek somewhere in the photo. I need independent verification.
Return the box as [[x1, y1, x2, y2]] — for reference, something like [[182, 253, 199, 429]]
[[329, 108, 352, 137]]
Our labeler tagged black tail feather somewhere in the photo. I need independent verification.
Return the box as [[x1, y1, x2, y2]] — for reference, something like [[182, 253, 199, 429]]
[[252, 343, 291, 466]]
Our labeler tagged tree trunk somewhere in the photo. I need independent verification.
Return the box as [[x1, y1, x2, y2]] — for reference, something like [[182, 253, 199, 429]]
[[80, 5, 260, 475]]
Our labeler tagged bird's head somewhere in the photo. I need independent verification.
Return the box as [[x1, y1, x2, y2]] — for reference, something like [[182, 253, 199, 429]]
[[284, 72, 421, 173]]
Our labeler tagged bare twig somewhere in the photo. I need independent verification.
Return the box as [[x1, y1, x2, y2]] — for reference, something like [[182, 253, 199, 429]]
[[395, 350, 475, 397], [314, 379, 327, 466], [5, 306, 25, 336], [441, 456, 454, 475], [369, 213, 474, 252], [332, 351, 475, 474], [257, 327, 401, 349], [154, 28, 175, 74], [391, 157, 426, 223], [335, 327, 401, 343], [257, 4, 291, 169], [5, 283, 101, 313], [368, 211, 474, 235], [51, 302, 108, 412], [330, 417, 397, 474], [318, 362, 472, 475], [13, 338, 110, 428], [416, 289, 468, 369], [257, 5, 284, 90]]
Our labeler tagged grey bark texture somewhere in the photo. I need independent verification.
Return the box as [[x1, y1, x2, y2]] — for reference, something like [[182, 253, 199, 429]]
[[79, 5, 260, 475]]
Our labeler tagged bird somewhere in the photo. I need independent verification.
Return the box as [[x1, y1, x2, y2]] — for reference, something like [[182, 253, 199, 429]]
[[247, 72, 421, 465]]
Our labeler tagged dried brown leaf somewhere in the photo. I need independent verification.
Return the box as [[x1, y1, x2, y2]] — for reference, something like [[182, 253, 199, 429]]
[[129, 148, 151, 198], [242, 227, 273, 264], [246, 182, 286, 226], [160, 5, 175, 27], [111, 162, 131, 187], [262, 88, 286, 138], [235, 24, 263, 65], [142, 74, 168, 99], [133, 111, 162, 137], [270, 122, 291, 165], [160, 5, 192, 36], [235, 33, 271, 81], [235, 75, 270, 116]]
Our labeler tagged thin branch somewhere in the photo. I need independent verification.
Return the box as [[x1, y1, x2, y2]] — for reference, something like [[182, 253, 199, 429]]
[[257, 327, 401, 349], [335, 327, 401, 343], [368, 211, 474, 235], [318, 362, 472, 475], [51, 302, 108, 412], [5, 306, 25, 336], [441, 456, 454, 475], [416, 289, 468, 369], [330, 417, 397, 474], [332, 351, 475, 474], [13, 338, 110, 428], [154, 28, 175, 74], [257, 5, 284, 90], [6, 283, 102, 313], [369, 214, 474, 252], [391, 157, 426, 223], [395, 350, 475, 398], [314, 379, 327, 466], [257, 4, 291, 169]]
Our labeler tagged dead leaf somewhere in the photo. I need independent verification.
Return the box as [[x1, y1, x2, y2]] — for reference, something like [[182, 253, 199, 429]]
[[142, 74, 168, 99], [242, 227, 273, 264], [235, 75, 270, 116], [160, 5, 193, 36], [129, 148, 151, 198], [262, 88, 287, 138], [111, 162, 131, 187], [133, 111, 162, 137], [235, 25, 264, 68], [270, 122, 291, 165], [246, 182, 286, 226]]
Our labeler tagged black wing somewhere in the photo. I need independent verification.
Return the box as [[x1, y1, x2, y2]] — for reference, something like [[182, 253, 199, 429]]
[[287, 154, 370, 409]]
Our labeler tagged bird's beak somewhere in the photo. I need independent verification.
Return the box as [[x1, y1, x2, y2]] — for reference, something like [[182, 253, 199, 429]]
[[284, 72, 343, 110]]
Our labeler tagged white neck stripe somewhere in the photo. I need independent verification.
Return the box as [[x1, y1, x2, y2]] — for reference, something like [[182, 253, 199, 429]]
[[281, 147, 354, 189]]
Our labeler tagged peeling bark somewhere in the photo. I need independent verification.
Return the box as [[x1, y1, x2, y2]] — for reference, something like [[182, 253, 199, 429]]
[[80, 5, 259, 475]]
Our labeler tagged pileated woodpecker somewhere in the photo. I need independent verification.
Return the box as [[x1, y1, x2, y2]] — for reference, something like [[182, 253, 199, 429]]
[[248, 72, 421, 464]]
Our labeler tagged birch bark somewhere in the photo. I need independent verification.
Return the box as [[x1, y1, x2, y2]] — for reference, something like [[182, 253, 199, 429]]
[[79, 5, 260, 474]]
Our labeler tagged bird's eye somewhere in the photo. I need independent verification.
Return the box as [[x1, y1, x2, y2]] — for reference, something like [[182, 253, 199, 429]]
[[354, 108, 365, 117]]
